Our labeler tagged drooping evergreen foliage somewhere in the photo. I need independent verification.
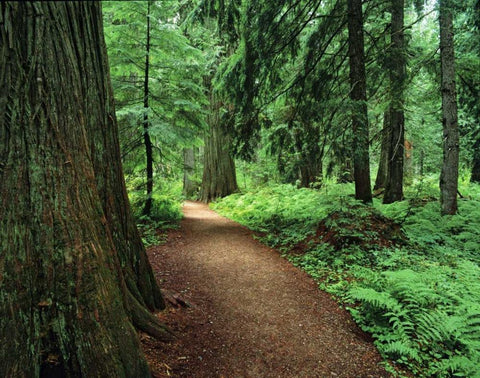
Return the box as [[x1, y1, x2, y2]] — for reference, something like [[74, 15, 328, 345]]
[[103, 0, 207, 216], [103, 0, 479, 209]]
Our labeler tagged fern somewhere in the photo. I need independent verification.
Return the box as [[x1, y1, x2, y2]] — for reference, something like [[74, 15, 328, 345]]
[[429, 355, 480, 378], [381, 340, 421, 363], [212, 182, 480, 377], [349, 266, 480, 376]]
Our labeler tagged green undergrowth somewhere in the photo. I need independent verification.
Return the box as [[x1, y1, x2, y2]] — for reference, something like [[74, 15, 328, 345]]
[[212, 181, 480, 377], [127, 179, 183, 247], [212, 183, 353, 248]]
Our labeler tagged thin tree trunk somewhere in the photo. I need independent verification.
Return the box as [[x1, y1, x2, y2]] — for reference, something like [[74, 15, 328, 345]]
[[0, 3, 170, 376], [298, 146, 323, 188], [347, 0, 373, 203], [439, 0, 459, 215], [419, 149, 425, 177], [183, 147, 197, 197], [143, 0, 154, 216], [470, 0, 480, 183], [384, 0, 406, 204], [471, 138, 480, 183], [374, 111, 390, 191]]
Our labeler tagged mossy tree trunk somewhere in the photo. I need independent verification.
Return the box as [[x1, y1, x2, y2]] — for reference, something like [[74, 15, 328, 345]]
[[471, 138, 480, 183], [383, 0, 406, 204], [439, 0, 459, 215], [294, 125, 323, 188], [347, 0, 373, 203], [0, 3, 170, 377]]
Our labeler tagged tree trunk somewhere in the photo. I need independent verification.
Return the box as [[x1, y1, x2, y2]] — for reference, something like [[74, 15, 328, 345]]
[[439, 0, 459, 215], [298, 144, 323, 189], [299, 162, 323, 188], [404, 139, 414, 180], [293, 124, 323, 188], [183, 147, 197, 197], [0, 3, 170, 377], [143, 0, 154, 217], [469, 0, 480, 183], [374, 111, 390, 191], [383, 0, 406, 204], [419, 149, 425, 177], [347, 0, 373, 203], [471, 138, 480, 183], [200, 93, 238, 202]]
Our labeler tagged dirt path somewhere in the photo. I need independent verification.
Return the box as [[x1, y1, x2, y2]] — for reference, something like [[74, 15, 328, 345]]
[[144, 201, 390, 377]]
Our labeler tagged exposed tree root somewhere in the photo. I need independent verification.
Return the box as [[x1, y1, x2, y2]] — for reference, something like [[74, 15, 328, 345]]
[[128, 291, 175, 342]]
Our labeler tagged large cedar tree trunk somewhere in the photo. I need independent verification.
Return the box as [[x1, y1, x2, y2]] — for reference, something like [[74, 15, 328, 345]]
[[200, 94, 238, 202], [0, 3, 170, 377], [439, 0, 460, 215], [347, 0, 373, 203], [383, 0, 406, 204]]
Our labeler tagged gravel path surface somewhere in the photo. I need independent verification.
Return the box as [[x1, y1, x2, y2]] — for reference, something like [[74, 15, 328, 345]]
[[144, 201, 391, 377]]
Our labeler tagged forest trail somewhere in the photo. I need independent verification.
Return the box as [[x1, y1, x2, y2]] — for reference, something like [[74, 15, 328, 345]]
[[144, 201, 390, 377]]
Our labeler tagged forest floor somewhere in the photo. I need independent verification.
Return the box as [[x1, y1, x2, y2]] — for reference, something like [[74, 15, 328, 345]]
[[143, 201, 391, 377]]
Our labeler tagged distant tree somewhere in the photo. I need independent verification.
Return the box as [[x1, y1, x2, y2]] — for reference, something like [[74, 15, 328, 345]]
[[185, 0, 240, 202], [439, 0, 460, 214], [0, 3, 170, 376], [347, 0, 373, 203], [471, 138, 480, 183], [470, 0, 480, 182], [374, 112, 390, 191], [455, 0, 480, 183], [200, 90, 239, 201], [183, 147, 197, 197]]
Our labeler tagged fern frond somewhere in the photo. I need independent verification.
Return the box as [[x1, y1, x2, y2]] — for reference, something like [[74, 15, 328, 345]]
[[429, 355, 480, 378], [349, 287, 401, 312], [381, 340, 421, 362]]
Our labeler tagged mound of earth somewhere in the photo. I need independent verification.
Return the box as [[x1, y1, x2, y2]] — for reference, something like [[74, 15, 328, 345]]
[[290, 206, 409, 257], [316, 208, 408, 251]]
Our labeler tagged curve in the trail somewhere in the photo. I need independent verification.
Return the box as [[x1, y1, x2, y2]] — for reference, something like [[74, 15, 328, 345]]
[[146, 201, 390, 378]]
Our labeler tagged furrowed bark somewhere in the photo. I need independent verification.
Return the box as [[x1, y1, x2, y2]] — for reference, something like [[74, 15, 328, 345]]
[[439, 0, 459, 215], [0, 2, 167, 376]]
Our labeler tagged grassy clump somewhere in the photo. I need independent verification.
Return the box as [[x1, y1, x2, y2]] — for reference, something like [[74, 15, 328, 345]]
[[212, 179, 480, 377]]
